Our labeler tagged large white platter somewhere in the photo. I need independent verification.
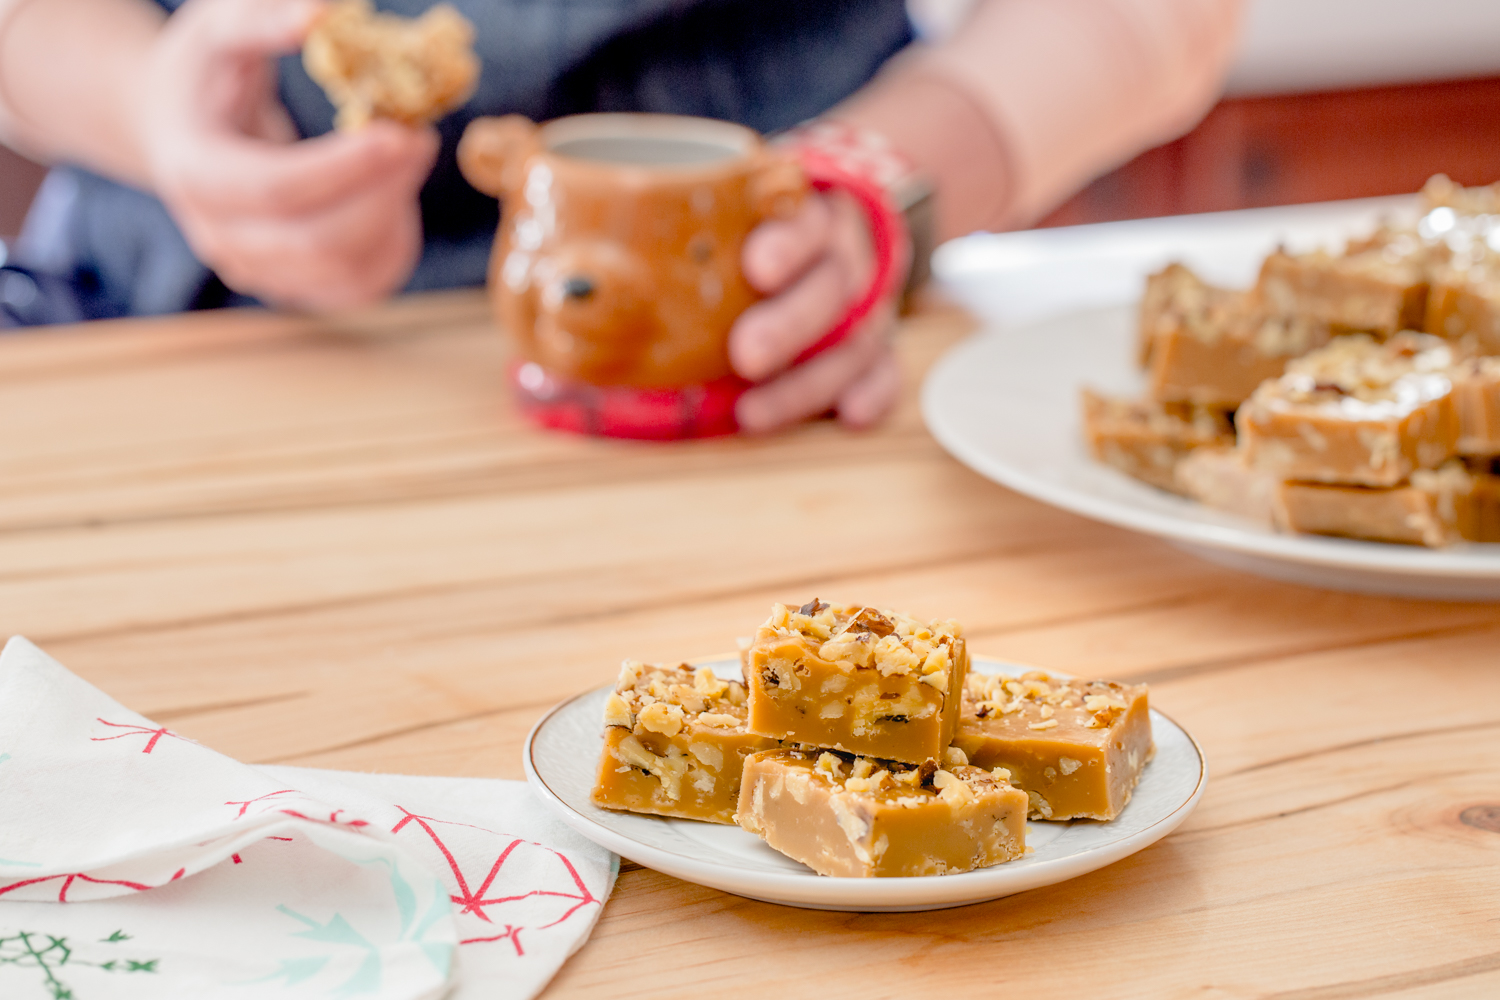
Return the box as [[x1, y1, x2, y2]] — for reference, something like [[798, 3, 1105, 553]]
[[524, 656, 1205, 912], [921, 304, 1500, 600]]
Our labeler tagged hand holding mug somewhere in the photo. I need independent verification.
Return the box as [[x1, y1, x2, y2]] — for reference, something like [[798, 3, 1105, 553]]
[[732, 189, 901, 433]]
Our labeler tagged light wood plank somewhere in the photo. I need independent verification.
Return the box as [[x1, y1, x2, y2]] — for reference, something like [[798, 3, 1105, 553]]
[[2, 290, 1496, 999]]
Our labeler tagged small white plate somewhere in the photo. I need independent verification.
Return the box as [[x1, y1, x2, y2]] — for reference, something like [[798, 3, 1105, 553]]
[[523, 656, 1205, 912], [920, 305, 1500, 600]]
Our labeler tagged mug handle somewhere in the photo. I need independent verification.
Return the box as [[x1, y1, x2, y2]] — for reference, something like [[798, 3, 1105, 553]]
[[458, 115, 540, 197], [786, 145, 911, 367]]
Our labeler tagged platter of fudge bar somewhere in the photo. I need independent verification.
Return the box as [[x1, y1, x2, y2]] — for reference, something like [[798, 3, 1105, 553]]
[[525, 600, 1205, 911], [923, 176, 1500, 600]]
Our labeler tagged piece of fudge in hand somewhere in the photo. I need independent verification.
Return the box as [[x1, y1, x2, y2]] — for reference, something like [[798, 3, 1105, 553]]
[[1140, 264, 1331, 407], [304, 0, 479, 131], [744, 600, 967, 764], [735, 749, 1027, 877], [955, 671, 1152, 821], [1258, 242, 1430, 336], [1081, 389, 1235, 492], [591, 660, 776, 824], [1238, 333, 1458, 487]]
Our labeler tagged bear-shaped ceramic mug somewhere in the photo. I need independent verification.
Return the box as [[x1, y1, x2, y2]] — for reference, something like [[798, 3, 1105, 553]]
[[458, 112, 904, 439]]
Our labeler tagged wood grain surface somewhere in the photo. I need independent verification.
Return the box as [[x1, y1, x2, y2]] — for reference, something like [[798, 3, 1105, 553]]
[[1, 291, 1497, 999]]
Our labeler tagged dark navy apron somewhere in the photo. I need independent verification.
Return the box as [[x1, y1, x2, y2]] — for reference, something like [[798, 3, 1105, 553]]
[[1, 0, 911, 327]]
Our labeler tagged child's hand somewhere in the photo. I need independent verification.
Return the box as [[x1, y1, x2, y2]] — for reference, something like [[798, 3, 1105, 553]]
[[731, 190, 901, 432], [137, 0, 438, 310]]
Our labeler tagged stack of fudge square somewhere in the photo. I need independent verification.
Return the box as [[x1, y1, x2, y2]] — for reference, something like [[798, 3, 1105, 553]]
[[1085, 175, 1500, 547], [591, 600, 1153, 878]]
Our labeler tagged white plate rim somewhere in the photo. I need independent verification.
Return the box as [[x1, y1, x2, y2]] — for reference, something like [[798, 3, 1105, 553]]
[[920, 309, 1500, 581], [523, 656, 1207, 911]]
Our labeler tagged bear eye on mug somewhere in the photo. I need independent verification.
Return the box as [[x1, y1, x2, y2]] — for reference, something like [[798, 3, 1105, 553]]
[[562, 276, 596, 301]]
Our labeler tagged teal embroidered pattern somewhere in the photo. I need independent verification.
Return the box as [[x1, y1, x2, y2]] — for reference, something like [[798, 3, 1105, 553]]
[[0, 928, 158, 999]]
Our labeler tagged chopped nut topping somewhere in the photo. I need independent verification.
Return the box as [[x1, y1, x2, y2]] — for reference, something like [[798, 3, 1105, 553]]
[[638, 701, 686, 737], [1028, 719, 1059, 731], [669, 683, 706, 715], [892, 767, 922, 787], [607, 660, 750, 738], [695, 712, 741, 729], [990, 766, 1012, 782], [932, 769, 975, 805], [916, 758, 939, 786], [943, 746, 968, 767], [693, 666, 729, 700], [602, 692, 633, 729], [845, 607, 897, 637], [816, 752, 846, 779], [798, 598, 830, 616]]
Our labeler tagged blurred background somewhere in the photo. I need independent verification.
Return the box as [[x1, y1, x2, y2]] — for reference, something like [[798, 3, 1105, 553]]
[[4, 0, 1500, 245]]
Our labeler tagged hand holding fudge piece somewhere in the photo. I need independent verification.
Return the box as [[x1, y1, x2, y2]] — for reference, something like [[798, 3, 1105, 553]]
[[304, 0, 480, 131], [744, 601, 968, 764], [735, 749, 1027, 877], [955, 671, 1152, 821], [1238, 333, 1459, 487], [591, 660, 776, 824]]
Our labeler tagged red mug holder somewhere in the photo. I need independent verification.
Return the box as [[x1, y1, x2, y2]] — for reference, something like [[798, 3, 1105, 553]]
[[509, 147, 908, 440]]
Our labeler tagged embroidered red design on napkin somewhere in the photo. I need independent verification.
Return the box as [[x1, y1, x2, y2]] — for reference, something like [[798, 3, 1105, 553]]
[[89, 719, 193, 755], [390, 807, 600, 956]]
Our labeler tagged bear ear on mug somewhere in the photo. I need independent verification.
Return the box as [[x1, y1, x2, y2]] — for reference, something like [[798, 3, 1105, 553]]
[[458, 115, 541, 197]]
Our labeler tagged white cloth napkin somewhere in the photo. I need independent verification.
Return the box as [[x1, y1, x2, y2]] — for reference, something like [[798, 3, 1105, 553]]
[[0, 637, 616, 1000]]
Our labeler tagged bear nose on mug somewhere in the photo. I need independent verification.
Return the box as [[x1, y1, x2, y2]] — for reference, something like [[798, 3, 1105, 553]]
[[562, 276, 596, 301]]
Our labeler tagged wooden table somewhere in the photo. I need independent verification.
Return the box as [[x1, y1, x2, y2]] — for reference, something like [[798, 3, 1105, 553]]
[[2, 292, 1497, 998]]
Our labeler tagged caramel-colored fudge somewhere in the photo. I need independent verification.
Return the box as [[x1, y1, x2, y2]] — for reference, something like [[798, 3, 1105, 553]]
[[735, 749, 1027, 877], [304, 0, 479, 131], [1140, 264, 1331, 407], [744, 600, 967, 765], [1419, 173, 1500, 216], [1137, 262, 1238, 369], [1238, 334, 1458, 487], [955, 671, 1152, 821], [1426, 260, 1500, 355], [1460, 472, 1500, 542], [1175, 445, 1287, 527], [1451, 355, 1500, 456], [1279, 462, 1474, 548], [1258, 247, 1429, 335], [591, 660, 776, 824], [1081, 389, 1235, 492], [1180, 449, 1485, 548]]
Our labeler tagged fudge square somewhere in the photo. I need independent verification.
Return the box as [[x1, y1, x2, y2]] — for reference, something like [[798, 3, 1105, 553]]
[[1081, 389, 1235, 493], [1258, 243, 1429, 336], [1140, 264, 1331, 408], [591, 660, 775, 824], [1427, 257, 1500, 356], [955, 671, 1152, 821], [744, 600, 968, 764], [735, 749, 1027, 877], [1277, 463, 1475, 548], [1179, 448, 1484, 548], [1238, 333, 1459, 487]]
